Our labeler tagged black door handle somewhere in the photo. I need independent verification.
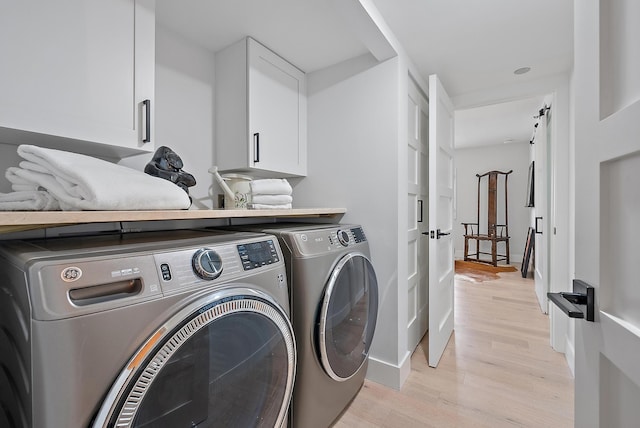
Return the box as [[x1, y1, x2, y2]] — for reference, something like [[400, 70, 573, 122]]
[[142, 99, 151, 143], [547, 279, 594, 322], [437, 229, 450, 239], [253, 133, 260, 163], [423, 229, 450, 239], [417, 200, 423, 223], [535, 216, 543, 234]]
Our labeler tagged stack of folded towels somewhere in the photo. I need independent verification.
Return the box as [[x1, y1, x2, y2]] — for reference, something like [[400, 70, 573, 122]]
[[249, 179, 293, 209], [0, 144, 191, 211]]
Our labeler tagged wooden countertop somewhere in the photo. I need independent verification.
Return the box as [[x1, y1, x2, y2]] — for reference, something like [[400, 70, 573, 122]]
[[0, 208, 346, 233]]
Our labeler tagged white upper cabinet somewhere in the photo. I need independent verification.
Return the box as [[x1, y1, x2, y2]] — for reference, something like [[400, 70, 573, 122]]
[[0, 0, 155, 158], [215, 37, 307, 177]]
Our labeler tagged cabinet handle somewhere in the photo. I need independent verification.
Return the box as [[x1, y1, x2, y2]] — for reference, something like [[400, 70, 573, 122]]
[[142, 99, 151, 143], [535, 216, 543, 234], [253, 133, 260, 163], [417, 199, 423, 223]]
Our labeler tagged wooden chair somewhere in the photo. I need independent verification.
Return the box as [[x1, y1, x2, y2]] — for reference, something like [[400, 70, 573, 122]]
[[462, 170, 513, 266]]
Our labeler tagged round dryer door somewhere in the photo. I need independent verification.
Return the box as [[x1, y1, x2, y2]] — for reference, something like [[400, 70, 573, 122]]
[[93, 288, 296, 428], [318, 253, 379, 381]]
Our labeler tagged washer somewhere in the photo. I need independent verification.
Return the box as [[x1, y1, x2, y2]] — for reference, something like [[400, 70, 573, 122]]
[[228, 223, 379, 428], [0, 229, 295, 428]]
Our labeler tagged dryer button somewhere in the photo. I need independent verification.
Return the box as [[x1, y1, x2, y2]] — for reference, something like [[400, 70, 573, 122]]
[[337, 230, 350, 246]]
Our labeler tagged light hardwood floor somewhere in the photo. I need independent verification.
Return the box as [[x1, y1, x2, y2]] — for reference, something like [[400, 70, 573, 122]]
[[334, 268, 574, 427]]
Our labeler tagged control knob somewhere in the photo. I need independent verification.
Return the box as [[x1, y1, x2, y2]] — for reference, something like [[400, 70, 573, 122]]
[[192, 248, 223, 280], [337, 230, 350, 247]]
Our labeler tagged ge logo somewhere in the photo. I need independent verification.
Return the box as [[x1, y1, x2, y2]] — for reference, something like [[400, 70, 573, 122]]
[[61, 267, 82, 282]]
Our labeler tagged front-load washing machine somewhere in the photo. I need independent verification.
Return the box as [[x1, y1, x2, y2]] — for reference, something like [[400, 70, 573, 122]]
[[227, 223, 379, 428], [0, 229, 296, 428]]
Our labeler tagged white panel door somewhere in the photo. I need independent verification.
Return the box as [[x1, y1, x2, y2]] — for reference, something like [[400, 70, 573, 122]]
[[574, 1, 640, 426], [427, 74, 455, 368], [533, 109, 549, 313], [407, 77, 429, 352]]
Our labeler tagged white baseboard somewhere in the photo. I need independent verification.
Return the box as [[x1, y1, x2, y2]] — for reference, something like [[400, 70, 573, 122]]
[[365, 350, 412, 390]]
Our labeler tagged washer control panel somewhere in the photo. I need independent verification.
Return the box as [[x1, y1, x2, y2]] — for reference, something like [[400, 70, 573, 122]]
[[154, 236, 283, 295]]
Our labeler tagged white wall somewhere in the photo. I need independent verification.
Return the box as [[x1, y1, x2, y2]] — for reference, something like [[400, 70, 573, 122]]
[[454, 142, 530, 262], [295, 53, 402, 386], [119, 24, 216, 209], [0, 144, 23, 193]]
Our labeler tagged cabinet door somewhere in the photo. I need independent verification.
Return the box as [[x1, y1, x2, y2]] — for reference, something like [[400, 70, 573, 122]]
[[248, 39, 306, 176], [0, 0, 154, 156]]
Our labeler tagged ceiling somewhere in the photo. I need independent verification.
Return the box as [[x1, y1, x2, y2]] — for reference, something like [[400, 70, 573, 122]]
[[156, 0, 573, 149], [369, 0, 573, 148], [155, 0, 369, 72]]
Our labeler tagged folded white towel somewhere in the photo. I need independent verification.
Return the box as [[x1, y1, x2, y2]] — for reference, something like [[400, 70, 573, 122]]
[[250, 179, 292, 196], [249, 203, 292, 210], [6, 167, 40, 191], [14, 145, 191, 211], [250, 194, 293, 205], [0, 191, 60, 211]]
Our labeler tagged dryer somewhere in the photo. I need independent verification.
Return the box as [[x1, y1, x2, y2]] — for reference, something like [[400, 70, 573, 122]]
[[228, 223, 379, 428], [0, 229, 295, 428]]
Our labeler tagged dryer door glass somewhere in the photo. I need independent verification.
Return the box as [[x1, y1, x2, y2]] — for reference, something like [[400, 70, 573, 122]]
[[319, 253, 379, 381], [96, 292, 295, 428]]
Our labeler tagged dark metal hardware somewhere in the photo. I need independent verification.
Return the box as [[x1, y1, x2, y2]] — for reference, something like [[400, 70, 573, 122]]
[[253, 133, 260, 163], [436, 229, 450, 239], [142, 99, 151, 143], [423, 229, 450, 239], [530, 105, 550, 144], [535, 216, 543, 234], [417, 200, 423, 223], [547, 279, 594, 322]]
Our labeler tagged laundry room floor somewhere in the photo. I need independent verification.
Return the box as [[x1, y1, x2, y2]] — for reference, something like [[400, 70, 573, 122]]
[[334, 268, 574, 427]]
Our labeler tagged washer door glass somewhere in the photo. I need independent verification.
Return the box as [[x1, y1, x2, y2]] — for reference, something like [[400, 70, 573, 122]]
[[95, 290, 295, 428], [319, 253, 379, 381]]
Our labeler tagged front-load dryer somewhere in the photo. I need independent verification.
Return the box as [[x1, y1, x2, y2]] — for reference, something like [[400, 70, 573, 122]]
[[227, 223, 379, 428], [0, 229, 295, 428]]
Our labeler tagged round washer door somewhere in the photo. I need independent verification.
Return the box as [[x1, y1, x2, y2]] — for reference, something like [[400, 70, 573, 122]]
[[318, 252, 379, 381], [93, 288, 296, 428]]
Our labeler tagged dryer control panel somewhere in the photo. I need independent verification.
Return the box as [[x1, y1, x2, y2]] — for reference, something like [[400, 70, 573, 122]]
[[293, 226, 368, 256], [328, 226, 367, 247]]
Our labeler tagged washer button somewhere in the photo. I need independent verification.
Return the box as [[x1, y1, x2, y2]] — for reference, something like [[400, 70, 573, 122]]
[[160, 263, 172, 281]]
